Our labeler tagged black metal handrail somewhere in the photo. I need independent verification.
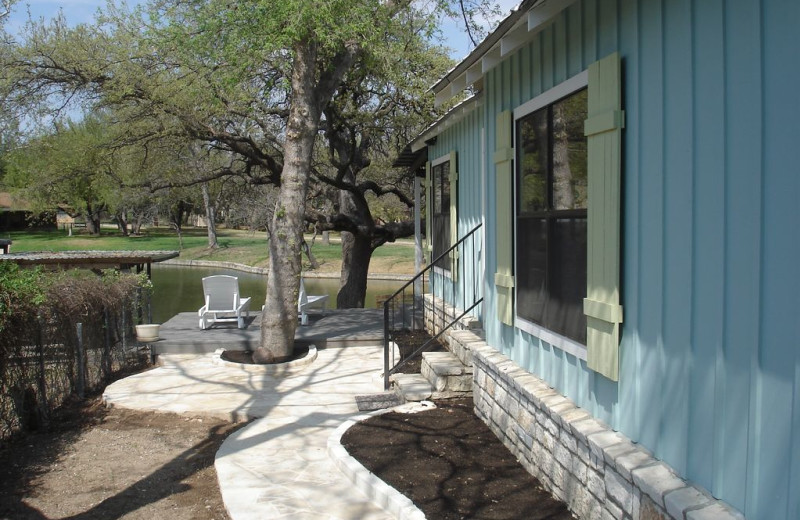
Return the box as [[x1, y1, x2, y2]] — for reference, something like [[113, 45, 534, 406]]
[[383, 223, 483, 390]]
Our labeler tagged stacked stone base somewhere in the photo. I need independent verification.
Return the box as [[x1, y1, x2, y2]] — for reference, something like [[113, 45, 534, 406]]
[[457, 332, 744, 520], [423, 293, 482, 336]]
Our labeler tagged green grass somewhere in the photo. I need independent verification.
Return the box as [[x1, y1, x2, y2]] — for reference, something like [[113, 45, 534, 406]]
[[5, 227, 416, 275]]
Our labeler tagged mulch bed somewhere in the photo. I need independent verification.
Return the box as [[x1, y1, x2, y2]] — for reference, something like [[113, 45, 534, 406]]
[[392, 329, 447, 373], [342, 398, 575, 520], [220, 344, 311, 364]]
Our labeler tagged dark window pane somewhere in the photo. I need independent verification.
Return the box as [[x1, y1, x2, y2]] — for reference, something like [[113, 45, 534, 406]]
[[432, 160, 451, 269], [552, 90, 588, 210], [441, 167, 450, 215], [433, 162, 449, 215], [516, 217, 547, 325], [432, 213, 451, 267], [514, 87, 588, 345], [517, 109, 549, 214], [546, 218, 587, 343]]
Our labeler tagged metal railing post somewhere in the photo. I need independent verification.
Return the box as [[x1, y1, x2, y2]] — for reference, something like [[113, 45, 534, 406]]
[[76, 322, 85, 399], [381, 223, 483, 381], [383, 300, 391, 390]]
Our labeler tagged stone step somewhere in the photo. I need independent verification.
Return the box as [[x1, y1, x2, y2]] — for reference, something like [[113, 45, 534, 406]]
[[447, 329, 486, 368], [421, 351, 473, 394], [393, 373, 433, 402], [354, 392, 405, 411]]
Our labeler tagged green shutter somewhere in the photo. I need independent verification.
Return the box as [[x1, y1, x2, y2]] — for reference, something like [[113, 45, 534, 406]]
[[494, 111, 514, 325], [425, 160, 432, 262], [449, 150, 459, 281], [584, 52, 624, 381]]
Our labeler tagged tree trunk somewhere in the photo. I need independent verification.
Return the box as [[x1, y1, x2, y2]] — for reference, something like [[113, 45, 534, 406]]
[[337, 231, 372, 308], [131, 213, 142, 235], [301, 239, 319, 269], [84, 203, 102, 235], [170, 222, 184, 250], [334, 168, 375, 308], [201, 182, 218, 249], [116, 210, 129, 236], [255, 43, 321, 364]]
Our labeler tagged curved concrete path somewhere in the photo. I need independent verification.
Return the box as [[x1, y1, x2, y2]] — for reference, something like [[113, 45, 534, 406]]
[[103, 345, 424, 520]]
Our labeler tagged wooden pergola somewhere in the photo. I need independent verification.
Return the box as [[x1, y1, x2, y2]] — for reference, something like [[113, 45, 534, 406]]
[[0, 250, 179, 278]]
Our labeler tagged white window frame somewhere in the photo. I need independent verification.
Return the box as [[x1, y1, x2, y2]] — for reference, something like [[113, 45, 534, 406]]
[[430, 153, 453, 279], [512, 70, 589, 361]]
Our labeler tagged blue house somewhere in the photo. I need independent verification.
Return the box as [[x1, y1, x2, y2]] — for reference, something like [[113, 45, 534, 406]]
[[392, 1, 799, 519]]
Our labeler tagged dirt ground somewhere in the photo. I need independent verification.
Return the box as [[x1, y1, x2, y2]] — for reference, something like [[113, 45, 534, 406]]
[[1, 395, 573, 520], [0, 397, 242, 520], [342, 398, 575, 520]]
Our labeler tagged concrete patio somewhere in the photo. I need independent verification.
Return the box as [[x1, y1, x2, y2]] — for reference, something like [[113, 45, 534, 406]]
[[104, 309, 424, 520]]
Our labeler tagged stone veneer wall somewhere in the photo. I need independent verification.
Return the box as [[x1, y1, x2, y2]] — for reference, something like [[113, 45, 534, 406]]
[[422, 293, 482, 336], [468, 337, 745, 520]]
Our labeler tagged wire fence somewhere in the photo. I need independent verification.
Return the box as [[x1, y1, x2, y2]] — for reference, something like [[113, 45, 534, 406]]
[[0, 272, 151, 442]]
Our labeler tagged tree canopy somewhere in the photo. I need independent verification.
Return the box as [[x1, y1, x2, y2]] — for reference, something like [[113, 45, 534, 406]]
[[0, 0, 501, 362]]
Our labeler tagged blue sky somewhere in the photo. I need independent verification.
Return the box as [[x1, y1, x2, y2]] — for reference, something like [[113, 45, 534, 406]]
[[6, 0, 520, 60]]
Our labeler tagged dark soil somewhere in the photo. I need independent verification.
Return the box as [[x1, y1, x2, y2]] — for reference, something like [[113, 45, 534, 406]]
[[392, 329, 447, 373], [221, 344, 311, 364], [342, 398, 575, 520], [0, 397, 243, 520]]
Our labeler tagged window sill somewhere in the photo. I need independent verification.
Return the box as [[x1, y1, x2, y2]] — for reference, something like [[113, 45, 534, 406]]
[[515, 317, 587, 361]]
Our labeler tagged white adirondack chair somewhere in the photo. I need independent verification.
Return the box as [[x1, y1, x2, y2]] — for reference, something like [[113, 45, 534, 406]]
[[298, 277, 328, 325], [198, 275, 252, 329]]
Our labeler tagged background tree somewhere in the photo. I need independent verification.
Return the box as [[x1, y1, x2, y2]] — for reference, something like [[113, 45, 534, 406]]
[[0, 0, 499, 362], [5, 115, 116, 234], [307, 31, 451, 307]]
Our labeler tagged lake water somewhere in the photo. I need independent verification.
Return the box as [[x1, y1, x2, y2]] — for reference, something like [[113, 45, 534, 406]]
[[150, 264, 406, 324]]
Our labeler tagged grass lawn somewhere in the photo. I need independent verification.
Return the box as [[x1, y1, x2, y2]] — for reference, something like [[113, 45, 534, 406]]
[[4, 227, 417, 275]]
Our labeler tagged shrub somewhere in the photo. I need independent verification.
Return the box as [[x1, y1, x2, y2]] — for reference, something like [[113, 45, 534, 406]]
[[0, 264, 151, 441]]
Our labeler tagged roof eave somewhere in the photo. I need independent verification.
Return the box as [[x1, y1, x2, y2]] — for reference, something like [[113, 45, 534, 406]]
[[431, 0, 579, 107]]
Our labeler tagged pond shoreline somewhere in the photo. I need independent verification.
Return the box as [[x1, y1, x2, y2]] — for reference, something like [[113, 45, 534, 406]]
[[161, 258, 414, 282]]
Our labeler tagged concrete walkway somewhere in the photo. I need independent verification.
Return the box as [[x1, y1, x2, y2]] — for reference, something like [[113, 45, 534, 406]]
[[103, 345, 424, 520]]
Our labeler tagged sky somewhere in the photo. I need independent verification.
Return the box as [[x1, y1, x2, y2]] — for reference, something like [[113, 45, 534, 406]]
[[5, 0, 521, 61]]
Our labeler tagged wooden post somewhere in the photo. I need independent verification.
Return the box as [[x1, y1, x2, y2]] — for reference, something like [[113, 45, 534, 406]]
[[76, 323, 85, 399]]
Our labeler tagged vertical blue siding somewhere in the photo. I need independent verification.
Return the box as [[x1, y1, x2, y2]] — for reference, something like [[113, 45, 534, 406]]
[[723, 1, 762, 511], [617, 0, 641, 443], [428, 0, 800, 518], [427, 107, 485, 311], [634, 0, 665, 455], [661, 0, 692, 478], [753, 2, 800, 518], [688, 0, 725, 494]]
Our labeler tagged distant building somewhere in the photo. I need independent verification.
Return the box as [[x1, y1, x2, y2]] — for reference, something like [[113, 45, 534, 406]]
[[55, 209, 76, 229], [0, 192, 30, 232]]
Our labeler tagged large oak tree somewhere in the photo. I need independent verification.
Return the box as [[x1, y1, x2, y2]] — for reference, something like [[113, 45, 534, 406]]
[[1, 0, 498, 362]]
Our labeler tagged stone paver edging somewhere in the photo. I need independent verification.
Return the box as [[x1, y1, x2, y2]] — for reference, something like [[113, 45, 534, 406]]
[[328, 408, 427, 520]]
